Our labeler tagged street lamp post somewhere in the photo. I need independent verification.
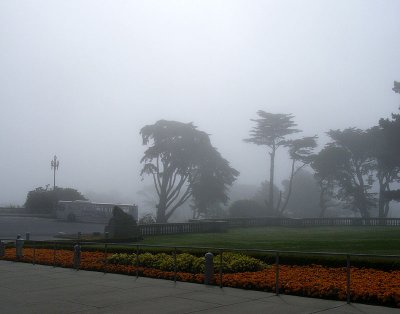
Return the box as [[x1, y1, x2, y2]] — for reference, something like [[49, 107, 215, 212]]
[[51, 155, 60, 190]]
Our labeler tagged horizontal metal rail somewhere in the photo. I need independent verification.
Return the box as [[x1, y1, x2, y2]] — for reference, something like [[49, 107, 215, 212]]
[[1, 239, 399, 305]]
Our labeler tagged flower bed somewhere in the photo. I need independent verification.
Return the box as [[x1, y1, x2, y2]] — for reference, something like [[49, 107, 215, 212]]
[[2, 248, 399, 307]]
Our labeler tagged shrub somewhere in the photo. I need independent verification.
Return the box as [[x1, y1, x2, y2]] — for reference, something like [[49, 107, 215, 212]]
[[214, 252, 267, 273], [176, 253, 199, 272], [107, 252, 267, 273], [106, 206, 139, 239], [107, 253, 136, 265]]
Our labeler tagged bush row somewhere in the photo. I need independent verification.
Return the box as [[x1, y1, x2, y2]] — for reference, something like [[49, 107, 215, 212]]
[[15, 242, 400, 271], [107, 252, 268, 273]]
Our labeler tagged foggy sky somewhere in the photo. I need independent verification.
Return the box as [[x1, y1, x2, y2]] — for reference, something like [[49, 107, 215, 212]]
[[1, 1, 399, 210]]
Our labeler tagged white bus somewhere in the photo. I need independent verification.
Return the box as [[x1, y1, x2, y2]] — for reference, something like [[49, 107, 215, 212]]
[[57, 200, 138, 223]]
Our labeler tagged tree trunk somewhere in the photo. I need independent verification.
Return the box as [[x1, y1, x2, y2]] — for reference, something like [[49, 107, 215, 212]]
[[279, 159, 295, 215], [318, 183, 327, 218], [378, 175, 391, 218], [269, 144, 276, 214], [156, 203, 167, 223], [355, 167, 369, 218]]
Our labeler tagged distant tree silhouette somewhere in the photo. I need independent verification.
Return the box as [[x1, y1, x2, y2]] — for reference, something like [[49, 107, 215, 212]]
[[366, 83, 400, 216], [281, 169, 321, 218], [25, 186, 86, 214], [325, 128, 375, 218], [140, 120, 238, 223], [190, 148, 239, 219], [311, 146, 347, 217], [393, 81, 400, 94], [244, 111, 299, 214], [252, 180, 280, 214]]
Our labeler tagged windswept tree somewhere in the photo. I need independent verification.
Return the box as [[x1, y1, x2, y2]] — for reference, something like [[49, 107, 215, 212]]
[[244, 111, 300, 213], [369, 83, 400, 216], [140, 120, 238, 223], [326, 128, 376, 218], [311, 146, 348, 217], [190, 148, 239, 218], [25, 186, 87, 214], [367, 125, 400, 217], [393, 80, 400, 94]]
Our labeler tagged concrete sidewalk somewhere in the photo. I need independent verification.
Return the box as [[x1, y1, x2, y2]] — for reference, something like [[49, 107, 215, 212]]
[[0, 261, 397, 314]]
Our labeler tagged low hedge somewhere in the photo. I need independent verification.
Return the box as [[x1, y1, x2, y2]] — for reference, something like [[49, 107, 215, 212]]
[[107, 252, 268, 273]]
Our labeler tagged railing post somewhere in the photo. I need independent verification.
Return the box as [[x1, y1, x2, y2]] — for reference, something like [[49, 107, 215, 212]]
[[73, 243, 81, 271], [219, 249, 223, 288], [0, 240, 5, 258], [173, 247, 177, 283], [204, 252, 214, 285], [53, 241, 56, 267], [103, 232, 109, 274], [136, 244, 139, 279], [346, 254, 351, 304], [33, 243, 36, 265], [16, 235, 24, 260], [275, 251, 280, 295]]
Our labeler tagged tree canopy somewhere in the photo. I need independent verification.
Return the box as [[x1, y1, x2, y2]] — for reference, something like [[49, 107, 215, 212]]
[[244, 111, 300, 213], [140, 120, 238, 223], [321, 128, 375, 218], [393, 81, 400, 94], [25, 186, 87, 213]]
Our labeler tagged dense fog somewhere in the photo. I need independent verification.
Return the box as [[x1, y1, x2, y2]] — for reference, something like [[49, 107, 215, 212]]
[[1, 1, 399, 219]]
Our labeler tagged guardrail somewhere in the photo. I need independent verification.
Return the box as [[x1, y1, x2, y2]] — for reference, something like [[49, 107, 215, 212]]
[[0, 239, 399, 306]]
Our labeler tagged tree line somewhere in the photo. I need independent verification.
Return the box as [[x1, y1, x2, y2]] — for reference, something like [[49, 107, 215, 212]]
[[24, 82, 399, 222], [140, 81, 400, 222]]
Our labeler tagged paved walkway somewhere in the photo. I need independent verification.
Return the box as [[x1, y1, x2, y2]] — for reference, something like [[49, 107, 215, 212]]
[[0, 261, 398, 314]]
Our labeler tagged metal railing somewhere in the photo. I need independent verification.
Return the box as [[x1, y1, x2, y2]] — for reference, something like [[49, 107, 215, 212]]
[[138, 221, 228, 236], [0, 238, 398, 305]]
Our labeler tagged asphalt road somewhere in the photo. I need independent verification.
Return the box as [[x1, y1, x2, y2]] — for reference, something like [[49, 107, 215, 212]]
[[0, 216, 105, 240]]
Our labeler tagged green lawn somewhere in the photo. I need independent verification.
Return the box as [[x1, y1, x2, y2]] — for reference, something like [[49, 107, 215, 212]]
[[140, 226, 400, 255]]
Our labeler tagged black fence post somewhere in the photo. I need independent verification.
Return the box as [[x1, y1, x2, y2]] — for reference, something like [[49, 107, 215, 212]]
[[0, 240, 5, 258], [16, 235, 24, 260], [346, 254, 351, 304], [173, 247, 177, 283], [103, 232, 109, 274], [32, 241, 35, 265], [53, 241, 56, 267], [219, 249, 223, 288], [204, 252, 214, 285], [275, 251, 280, 295], [73, 243, 81, 271], [136, 244, 139, 279]]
